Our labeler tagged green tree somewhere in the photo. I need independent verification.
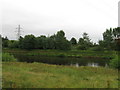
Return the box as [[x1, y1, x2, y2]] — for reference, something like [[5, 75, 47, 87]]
[[78, 32, 92, 50], [101, 27, 120, 50], [21, 34, 36, 50], [113, 27, 120, 51], [70, 37, 77, 45], [56, 30, 65, 38], [2, 36, 9, 48], [49, 34, 56, 49], [18, 36, 24, 49], [113, 27, 120, 39], [46, 37, 55, 49], [8, 40, 19, 48], [103, 28, 113, 49], [55, 30, 71, 50], [110, 54, 120, 69], [36, 35, 47, 49], [98, 40, 106, 48]]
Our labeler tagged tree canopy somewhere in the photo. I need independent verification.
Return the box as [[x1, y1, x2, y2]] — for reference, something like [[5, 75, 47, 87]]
[[78, 33, 93, 50], [2, 27, 119, 51], [99, 27, 120, 50], [4, 30, 71, 50], [70, 37, 77, 45]]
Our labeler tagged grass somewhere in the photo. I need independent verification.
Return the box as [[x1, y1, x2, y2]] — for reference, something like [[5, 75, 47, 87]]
[[2, 53, 17, 62], [3, 48, 115, 59], [2, 62, 119, 88]]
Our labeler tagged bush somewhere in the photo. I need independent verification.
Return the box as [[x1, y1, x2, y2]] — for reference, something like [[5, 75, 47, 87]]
[[77, 45, 87, 50], [89, 46, 105, 51], [110, 54, 120, 69], [2, 53, 17, 62], [57, 53, 66, 57], [8, 40, 19, 48]]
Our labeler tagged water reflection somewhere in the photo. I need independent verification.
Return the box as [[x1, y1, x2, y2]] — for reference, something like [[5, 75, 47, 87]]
[[70, 62, 105, 67], [70, 63, 79, 67], [12, 54, 110, 67], [87, 63, 98, 67], [105, 63, 109, 67]]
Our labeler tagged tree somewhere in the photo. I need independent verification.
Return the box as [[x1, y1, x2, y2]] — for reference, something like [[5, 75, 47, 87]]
[[78, 38, 87, 50], [70, 37, 77, 45], [103, 28, 113, 49], [110, 54, 120, 69], [8, 40, 19, 48], [18, 36, 24, 49], [36, 35, 47, 49], [56, 30, 65, 38], [78, 32, 92, 50], [113, 27, 120, 50], [101, 27, 120, 50], [2, 36, 9, 48], [55, 30, 71, 50], [98, 40, 106, 48], [49, 34, 56, 49], [113, 27, 120, 39], [46, 37, 55, 49], [21, 34, 36, 50]]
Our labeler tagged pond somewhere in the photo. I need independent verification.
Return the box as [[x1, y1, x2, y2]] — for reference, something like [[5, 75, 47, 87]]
[[12, 54, 110, 67]]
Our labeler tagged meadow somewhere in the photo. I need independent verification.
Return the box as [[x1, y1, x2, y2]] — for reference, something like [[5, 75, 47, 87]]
[[2, 49, 119, 88], [2, 62, 118, 88]]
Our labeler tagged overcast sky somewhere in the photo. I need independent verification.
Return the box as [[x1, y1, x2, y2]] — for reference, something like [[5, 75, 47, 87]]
[[1, 0, 119, 43]]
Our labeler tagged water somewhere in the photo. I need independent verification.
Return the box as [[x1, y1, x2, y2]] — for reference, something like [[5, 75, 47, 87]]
[[13, 54, 110, 67]]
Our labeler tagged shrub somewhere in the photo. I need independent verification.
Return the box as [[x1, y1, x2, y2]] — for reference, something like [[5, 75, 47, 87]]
[[2, 53, 17, 62], [8, 40, 19, 48], [57, 53, 66, 57], [89, 46, 105, 51], [110, 54, 120, 69], [77, 45, 87, 50]]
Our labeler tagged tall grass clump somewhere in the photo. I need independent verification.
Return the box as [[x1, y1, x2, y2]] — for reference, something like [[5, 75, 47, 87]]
[[110, 54, 119, 69], [2, 53, 17, 62]]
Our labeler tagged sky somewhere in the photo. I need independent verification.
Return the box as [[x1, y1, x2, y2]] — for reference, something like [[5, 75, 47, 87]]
[[1, 0, 120, 43]]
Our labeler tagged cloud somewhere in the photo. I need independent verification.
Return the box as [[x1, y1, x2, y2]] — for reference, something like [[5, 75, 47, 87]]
[[2, 0, 119, 42]]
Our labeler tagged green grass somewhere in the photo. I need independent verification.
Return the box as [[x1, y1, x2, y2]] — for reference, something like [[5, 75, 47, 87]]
[[2, 62, 119, 88], [2, 53, 17, 62], [3, 48, 115, 59]]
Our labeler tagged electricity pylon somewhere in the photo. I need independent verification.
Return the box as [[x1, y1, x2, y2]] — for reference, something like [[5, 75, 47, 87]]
[[16, 25, 22, 40]]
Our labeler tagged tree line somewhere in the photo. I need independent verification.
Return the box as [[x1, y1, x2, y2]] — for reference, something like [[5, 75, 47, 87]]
[[1, 27, 120, 50]]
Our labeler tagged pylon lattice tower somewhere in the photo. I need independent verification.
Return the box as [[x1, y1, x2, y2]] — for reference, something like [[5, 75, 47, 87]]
[[16, 25, 22, 40]]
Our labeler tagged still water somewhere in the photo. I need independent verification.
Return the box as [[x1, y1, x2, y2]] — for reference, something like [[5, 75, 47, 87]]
[[13, 54, 110, 67]]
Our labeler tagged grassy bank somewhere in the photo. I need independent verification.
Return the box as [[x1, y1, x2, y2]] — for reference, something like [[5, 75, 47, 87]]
[[2, 62, 118, 88], [3, 48, 115, 59]]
